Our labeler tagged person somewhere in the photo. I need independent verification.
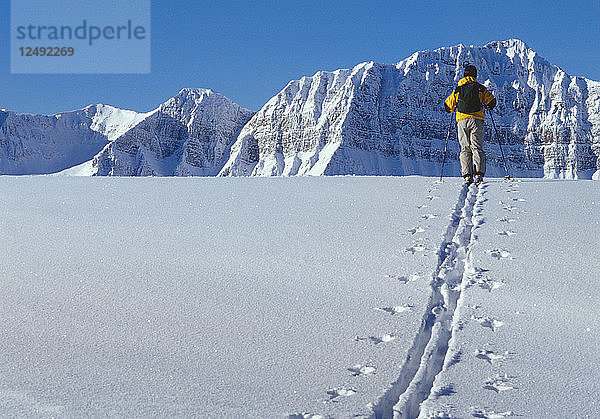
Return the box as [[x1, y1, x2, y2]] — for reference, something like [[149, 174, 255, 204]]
[[444, 64, 496, 185]]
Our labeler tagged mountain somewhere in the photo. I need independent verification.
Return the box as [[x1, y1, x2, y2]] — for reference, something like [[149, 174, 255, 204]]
[[0, 105, 147, 175], [93, 89, 255, 176], [2, 39, 598, 179], [220, 39, 600, 179], [0, 90, 253, 177]]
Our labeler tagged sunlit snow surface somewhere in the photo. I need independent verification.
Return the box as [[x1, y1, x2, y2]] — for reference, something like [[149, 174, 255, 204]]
[[0, 176, 597, 417]]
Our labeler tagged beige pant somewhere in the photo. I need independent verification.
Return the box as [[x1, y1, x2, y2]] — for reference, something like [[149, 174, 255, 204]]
[[457, 118, 486, 176]]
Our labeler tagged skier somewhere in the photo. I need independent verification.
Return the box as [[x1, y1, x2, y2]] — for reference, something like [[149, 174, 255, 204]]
[[444, 64, 496, 185]]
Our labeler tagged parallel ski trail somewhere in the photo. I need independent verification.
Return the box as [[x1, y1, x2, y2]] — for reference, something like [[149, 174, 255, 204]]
[[372, 183, 483, 419]]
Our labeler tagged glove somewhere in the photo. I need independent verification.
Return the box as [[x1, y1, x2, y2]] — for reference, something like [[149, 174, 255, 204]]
[[444, 103, 452, 113], [485, 98, 497, 110]]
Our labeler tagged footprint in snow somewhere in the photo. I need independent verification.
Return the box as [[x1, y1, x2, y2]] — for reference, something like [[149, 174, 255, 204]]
[[473, 316, 504, 331], [417, 204, 429, 209], [354, 333, 396, 345], [487, 249, 513, 260], [431, 304, 446, 316], [476, 349, 509, 364], [483, 373, 517, 392], [472, 408, 515, 418], [288, 413, 327, 419], [406, 244, 426, 254], [471, 277, 504, 292], [348, 364, 377, 377], [376, 305, 413, 315], [446, 349, 462, 368], [433, 384, 457, 397], [386, 273, 420, 284], [369, 333, 396, 344], [497, 216, 517, 223], [408, 226, 426, 234], [466, 268, 503, 291], [426, 195, 439, 201], [498, 230, 517, 237], [421, 214, 438, 220], [326, 387, 356, 401], [512, 197, 526, 202], [468, 266, 491, 276], [473, 215, 486, 228]]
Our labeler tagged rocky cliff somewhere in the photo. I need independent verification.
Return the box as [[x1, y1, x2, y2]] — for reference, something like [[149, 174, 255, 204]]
[[220, 39, 600, 179], [0, 105, 145, 175], [93, 89, 255, 176]]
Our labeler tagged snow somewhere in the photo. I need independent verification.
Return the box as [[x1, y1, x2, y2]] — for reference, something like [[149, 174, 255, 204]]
[[0, 176, 597, 417], [417, 179, 600, 418], [89, 104, 152, 142], [53, 159, 96, 176], [94, 89, 254, 177]]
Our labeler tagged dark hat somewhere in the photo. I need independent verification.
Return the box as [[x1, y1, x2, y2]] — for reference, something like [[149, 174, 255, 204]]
[[464, 65, 477, 77]]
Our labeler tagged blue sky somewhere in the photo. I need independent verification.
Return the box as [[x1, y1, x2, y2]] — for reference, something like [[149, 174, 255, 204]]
[[1, 0, 599, 114]]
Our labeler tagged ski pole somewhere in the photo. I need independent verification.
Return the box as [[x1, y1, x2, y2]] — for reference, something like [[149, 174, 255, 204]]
[[439, 111, 454, 182], [487, 108, 511, 179]]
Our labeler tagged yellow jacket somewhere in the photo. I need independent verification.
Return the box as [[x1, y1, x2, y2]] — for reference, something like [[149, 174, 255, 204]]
[[444, 76, 496, 122]]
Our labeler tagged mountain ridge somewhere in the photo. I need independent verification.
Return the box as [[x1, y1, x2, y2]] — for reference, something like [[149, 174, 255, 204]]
[[1, 39, 598, 179], [93, 88, 255, 176], [220, 38, 599, 179]]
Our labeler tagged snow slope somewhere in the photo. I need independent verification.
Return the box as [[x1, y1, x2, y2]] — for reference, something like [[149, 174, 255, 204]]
[[0, 176, 597, 417], [0, 90, 250, 177]]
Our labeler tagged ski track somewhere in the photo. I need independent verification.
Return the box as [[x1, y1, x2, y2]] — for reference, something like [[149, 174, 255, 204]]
[[372, 182, 485, 419]]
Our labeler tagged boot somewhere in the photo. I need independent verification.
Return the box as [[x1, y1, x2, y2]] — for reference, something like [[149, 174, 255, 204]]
[[474, 173, 484, 185]]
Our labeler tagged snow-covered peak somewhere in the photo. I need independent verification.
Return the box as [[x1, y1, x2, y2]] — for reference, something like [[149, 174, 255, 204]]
[[175, 87, 214, 100], [88, 104, 152, 142], [0, 102, 153, 174], [161, 88, 253, 121], [485, 38, 530, 51], [93, 89, 255, 176]]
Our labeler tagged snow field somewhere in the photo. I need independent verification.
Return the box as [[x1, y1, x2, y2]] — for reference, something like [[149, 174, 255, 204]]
[[0, 176, 597, 418], [0, 176, 460, 417], [418, 180, 600, 418]]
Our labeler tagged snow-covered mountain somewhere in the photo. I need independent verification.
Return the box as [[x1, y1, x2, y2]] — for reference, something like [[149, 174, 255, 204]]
[[2, 39, 599, 178], [93, 89, 255, 176], [0, 105, 146, 175], [0, 90, 253, 177], [220, 39, 600, 179]]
